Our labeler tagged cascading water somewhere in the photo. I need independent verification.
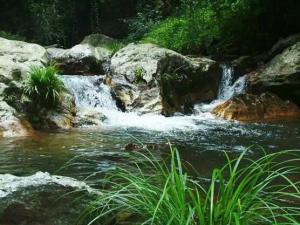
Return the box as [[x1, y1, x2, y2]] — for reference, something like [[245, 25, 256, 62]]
[[217, 64, 246, 100], [61, 75, 118, 111], [195, 64, 247, 113], [60, 64, 246, 131]]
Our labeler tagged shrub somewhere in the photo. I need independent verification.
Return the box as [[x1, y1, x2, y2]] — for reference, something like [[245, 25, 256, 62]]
[[80, 146, 300, 225], [24, 66, 64, 109], [144, 5, 219, 54]]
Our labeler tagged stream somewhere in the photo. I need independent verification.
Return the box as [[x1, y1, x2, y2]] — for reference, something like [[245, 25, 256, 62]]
[[0, 65, 299, 225]]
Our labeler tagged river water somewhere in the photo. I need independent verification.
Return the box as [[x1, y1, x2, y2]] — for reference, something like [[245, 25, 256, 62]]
[[0, 65, 299, 224]]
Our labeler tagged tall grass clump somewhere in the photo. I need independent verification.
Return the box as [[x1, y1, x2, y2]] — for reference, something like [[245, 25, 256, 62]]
[[24, 65, 64, 109], [80, 147, 300, 225]]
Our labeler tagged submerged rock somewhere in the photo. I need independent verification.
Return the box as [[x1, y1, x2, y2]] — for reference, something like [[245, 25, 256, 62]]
[[109, 43, 220, 115], [74, 109, 106, 127], [47, 34, 117, 75], [213, 93, 300, 122], [248, 41, 300, 106]]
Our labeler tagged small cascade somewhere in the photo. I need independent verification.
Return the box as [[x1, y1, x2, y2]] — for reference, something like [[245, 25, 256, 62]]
[[61, 75, 120, 127], [61, 75, 118, 111], [218, 64, 246, 100], [195, 64, 247, 113], [60, 65, 247, 130]]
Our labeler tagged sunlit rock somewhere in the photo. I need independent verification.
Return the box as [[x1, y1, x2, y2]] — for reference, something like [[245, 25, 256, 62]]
[[213, 93, 300, 122], [0, 101, 35, 137], [109, 43, 221, 115]]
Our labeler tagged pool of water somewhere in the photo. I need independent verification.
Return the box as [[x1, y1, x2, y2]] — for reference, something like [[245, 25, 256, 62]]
[[1, 120, 299, 177], [0, 116, 299, 224]]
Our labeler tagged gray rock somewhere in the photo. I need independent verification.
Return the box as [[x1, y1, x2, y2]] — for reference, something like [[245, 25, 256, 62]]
[[0, 37, 48, 83], [80, 33, 117, 47], [109, 43, 220, 115], [47, 34, 116, 75], [0, 172, 96, 225], [248, 42, 300, 106]]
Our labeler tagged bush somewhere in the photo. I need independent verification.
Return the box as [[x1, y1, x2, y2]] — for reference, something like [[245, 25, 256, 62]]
[[144, 5, 219, 54], [24, 66, 65, 109], [80, 146, 300, 225]]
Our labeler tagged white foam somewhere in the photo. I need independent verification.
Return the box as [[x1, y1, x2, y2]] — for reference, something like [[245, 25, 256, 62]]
[[60, 66, 247, 132]]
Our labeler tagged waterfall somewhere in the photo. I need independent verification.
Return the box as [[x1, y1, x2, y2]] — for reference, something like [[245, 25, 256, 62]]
[[194, 64, 247, 113], [61, 75, 118, 111], [60, 64, 246, 130], [218, 64, 246, 100]]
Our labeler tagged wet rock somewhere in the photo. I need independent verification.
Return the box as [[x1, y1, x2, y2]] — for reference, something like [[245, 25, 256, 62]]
[[213, 93, 300, 122], [31, 92, 76, 130], [0, 101, 35, 137], [0, 172, 96, 225], [47, 34, 116, 75], [232, 56, 257, 79], [109, 43, 221, 116], [248, 41, 300, 106], [124, 143, 168, 152], [74, 109, 106, 127]]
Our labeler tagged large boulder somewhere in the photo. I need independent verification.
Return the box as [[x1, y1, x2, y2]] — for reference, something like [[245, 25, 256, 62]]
[[247, 41, 300, 106], [108, 43, 221, 115], [0, 172, 96, 225], [0, 37, 48, 84], [0, 38, 49, 136], [47, 34, 117, 75], [213, 93, 300, 122]]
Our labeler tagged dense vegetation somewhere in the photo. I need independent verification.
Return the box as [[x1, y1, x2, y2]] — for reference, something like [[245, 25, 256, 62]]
[[0, 0, 299, 55], [80, 147, 300, 225]]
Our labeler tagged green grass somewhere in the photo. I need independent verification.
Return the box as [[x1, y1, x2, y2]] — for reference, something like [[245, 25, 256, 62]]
[[134, 67, 146, 83], [79, 146, 300, 225], [23, 65, 65, 109], [105, 42, 125, 54]]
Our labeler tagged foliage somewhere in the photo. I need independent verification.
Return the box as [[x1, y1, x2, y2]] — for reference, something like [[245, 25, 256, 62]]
[[23, 66, 65, 109], [144, 0, 300, 55], [0, 31, 26, 41], [0, 0, 299, 53], [80, 146, 300, 225]]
